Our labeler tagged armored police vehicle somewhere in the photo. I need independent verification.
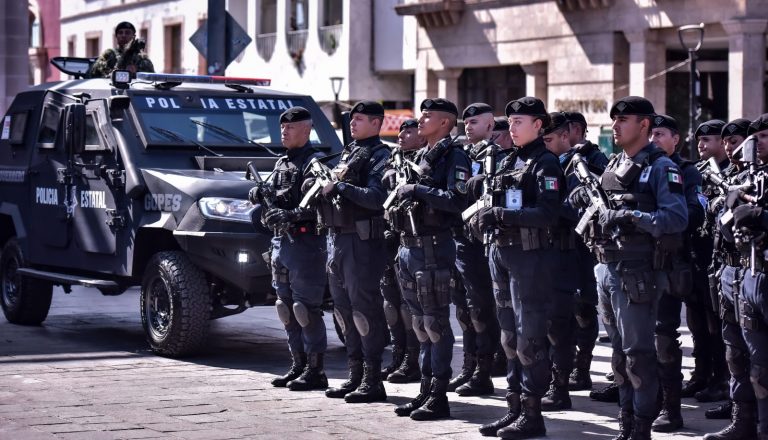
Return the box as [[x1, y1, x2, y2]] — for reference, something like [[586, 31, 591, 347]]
[[0, 60, 342, 356]]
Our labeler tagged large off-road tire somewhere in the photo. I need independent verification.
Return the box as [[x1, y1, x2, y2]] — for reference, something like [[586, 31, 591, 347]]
[[0, 238, 53, 325], [140, 251, 211, 357]]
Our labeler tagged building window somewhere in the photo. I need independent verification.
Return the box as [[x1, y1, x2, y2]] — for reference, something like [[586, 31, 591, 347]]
[[140, 24, 150, 54], [287, 0, 308, 61], [319, 0, 342, 55], [67, 36, 76, 57], [256, 0, 277, 60], [85, 34, 101, 58], [164, 23, 183, 74], [459, 66, 526, 116]]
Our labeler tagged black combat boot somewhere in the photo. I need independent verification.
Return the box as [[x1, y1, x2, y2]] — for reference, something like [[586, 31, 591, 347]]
[[703, 401, 758, 440], [613, 410, 633, 440], [569, 352, 593, 391], [630, 416, 652, 440], [387, 348, 420, 383], [492, 348, 508, 377], [479, 392, 521, 436], [497, 395, 546, 439], [271, 351, 306, 387], [456, 353, 495, 396], [652, 385, 683, 432], [541, 368, 572, 411], [287, 352, 328, 391], [705, 400, 733, 419], [395, 376, 431, 417], [680, 368, 709, 398], [590, 381, 619, 403], [381, 346, 405, 380], [325, 358, 363, 398], [695, 381, 729, 402], [447, 352, 476, 392], [344, 361, 387, 403], [410, 377, 450, 421]]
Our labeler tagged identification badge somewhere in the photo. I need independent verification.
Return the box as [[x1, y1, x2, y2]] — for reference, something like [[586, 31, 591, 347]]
[[472, 162, 481, 176], [639, 165, 652, 183], [506, 188, 523, 210]]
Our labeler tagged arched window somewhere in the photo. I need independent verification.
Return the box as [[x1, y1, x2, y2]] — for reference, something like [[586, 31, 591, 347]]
[[319, 0, 342, 54], [256, 0, 277, 60]]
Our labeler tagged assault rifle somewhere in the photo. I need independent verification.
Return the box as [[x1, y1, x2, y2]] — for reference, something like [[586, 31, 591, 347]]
[[383, 148, 423, 234], [298, 157, 341, 209], [461, 141, 498, 255], [246, 161, 293, 242], [571, 153, 623, 249]]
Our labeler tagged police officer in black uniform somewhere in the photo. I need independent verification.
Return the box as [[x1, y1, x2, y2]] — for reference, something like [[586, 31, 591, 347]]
[[648, 114, 705, 432], [447, 103, 501, 397], [571, 97, 688, 440], [562, 111, 607, 392], [320, 101, 391, 403], [389, 98, 470, 421], [380, 119, 424, 383], [475, 97, 563, 439], [251, 107, 329, 391]]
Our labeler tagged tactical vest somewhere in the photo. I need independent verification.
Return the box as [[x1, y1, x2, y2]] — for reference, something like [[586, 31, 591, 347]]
[[318, 142, 387, 228]]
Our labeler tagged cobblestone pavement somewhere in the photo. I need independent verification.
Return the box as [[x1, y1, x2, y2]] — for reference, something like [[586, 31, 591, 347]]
[[0, 286, 724, 439]]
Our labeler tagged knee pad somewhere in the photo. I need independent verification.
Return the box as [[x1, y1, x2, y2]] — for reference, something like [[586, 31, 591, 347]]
[[292, 301, 311, 328], [517, 337, 546, 367], [626, 354, 655, 390], [501, 329, 517, 360], [654, 333, 681, 365], [275, 299, 292, 326], [333, 307, 350, 336], [469, 307, 487, 334], [726, 344, 749, 377], [750, 364, 768, 399], [412, 315, 429, 343], [383, 300, 399, 328], [424, 315, 448, 343], [493, 282, 513, 309], [611, 351, 628, 386], [352, 310, 370, 337], [455, 306, 471, 332], [574, 302, 597, 329], [400, 304, 412, 331]]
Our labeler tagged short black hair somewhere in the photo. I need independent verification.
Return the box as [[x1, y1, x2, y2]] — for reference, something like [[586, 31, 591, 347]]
[[115, 21, 136, 34]]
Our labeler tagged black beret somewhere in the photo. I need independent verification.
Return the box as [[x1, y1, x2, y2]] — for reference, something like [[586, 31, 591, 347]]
[[505, 96, 547, 118], [748, 114, 768, 135], [564, 111, 587, 127], [695, 119, 726, 138], [462, 103, 493, 120], [279, 106, 311, 123], [493, 116, 509, 131], [543, 112, 569, 135], [723, 118, 751, 137], [399, 118, 418, 132], [115, 21, 136, 34], [651, 114, 678, 132], [420, 98, 458, 117], [351, 100, 385, 118], [609, 96, 655, 118]]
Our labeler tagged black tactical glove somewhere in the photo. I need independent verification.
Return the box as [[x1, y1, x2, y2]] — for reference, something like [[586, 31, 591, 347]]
[[263, 208, 298, 229], [301, 177, 316, 194], [382, 169, 398, 190], [568, 186, 591, 210], [248, 184, 262, 205], [477, 207, 503, 233], [732, 204, 764, 229], [397, 183, 417, 200], [598, 209, 633, 229], [322, 181, 340, 198]]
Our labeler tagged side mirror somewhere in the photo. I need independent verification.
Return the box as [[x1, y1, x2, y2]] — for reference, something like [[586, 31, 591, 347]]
[[63, 103, 86, 156]]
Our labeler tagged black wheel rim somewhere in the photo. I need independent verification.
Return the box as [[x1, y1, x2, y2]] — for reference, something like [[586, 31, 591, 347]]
[[145, 274, 172, 340], [2, 255, 20, 310]]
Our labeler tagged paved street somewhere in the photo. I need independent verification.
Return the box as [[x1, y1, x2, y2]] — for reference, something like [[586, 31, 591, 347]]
[[1, 285, 725, 439]]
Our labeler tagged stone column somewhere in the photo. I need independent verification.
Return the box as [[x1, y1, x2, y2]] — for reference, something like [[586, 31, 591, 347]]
[[413, 51, 429, 113], [723, 18, 767, 120], [522, 62, 547, 105], [624, 29, 666, 113], [434, 68, 463, 106], [0, 1, 30, 114]]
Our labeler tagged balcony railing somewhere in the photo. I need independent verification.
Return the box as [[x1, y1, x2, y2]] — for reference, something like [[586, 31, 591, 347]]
[[319, 24, 342, 55], [286, 29, 308, 58], [256, 32, 276, 60]]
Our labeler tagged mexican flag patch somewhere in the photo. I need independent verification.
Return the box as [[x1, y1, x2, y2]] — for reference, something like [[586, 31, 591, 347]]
[[544, 177, 559, 191], [455, 170, 469, 181], [668, 170, 682, 184]]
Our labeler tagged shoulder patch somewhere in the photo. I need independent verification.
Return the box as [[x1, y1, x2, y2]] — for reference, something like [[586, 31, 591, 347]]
[[543, 176, 559, 191], [667, 166, 683, 193], [455, 169, 469, 181], [455, 181, 467, 194]]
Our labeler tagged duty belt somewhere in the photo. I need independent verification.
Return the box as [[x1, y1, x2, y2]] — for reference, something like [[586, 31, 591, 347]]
[[329, 225, 357, 234], [494, 228, 550, 250], [288, 224, 324, 236], [595, 248, 653, 264], [400, 231, 453, 248]]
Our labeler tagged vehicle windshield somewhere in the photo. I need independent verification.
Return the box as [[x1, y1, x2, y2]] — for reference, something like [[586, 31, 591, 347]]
[[130, 93, 323, 148]]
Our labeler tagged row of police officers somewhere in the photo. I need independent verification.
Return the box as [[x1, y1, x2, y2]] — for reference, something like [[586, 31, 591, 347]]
[[250, 94, 768, 440]]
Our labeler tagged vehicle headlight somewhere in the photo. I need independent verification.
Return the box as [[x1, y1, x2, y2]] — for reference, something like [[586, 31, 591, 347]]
[[198, 197, 255, 223]]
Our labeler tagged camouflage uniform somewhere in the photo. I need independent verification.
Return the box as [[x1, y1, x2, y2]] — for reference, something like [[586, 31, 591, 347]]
[[90, 45, 155, 78]]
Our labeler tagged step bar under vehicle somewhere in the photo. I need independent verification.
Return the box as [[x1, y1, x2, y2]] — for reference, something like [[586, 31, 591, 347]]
[[17, 268, 123, 294]]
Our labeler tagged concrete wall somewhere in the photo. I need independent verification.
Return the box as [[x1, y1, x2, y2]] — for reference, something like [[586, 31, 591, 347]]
[[1, 1, 30, 115]]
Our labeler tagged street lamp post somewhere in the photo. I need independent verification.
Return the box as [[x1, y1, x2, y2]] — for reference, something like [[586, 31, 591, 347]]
[[330, 76, 344, 129], [678, 23, 705, 161]]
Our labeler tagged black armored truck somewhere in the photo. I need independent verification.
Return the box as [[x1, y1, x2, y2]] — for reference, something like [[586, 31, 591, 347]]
[[0, 61, 342, 356]]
